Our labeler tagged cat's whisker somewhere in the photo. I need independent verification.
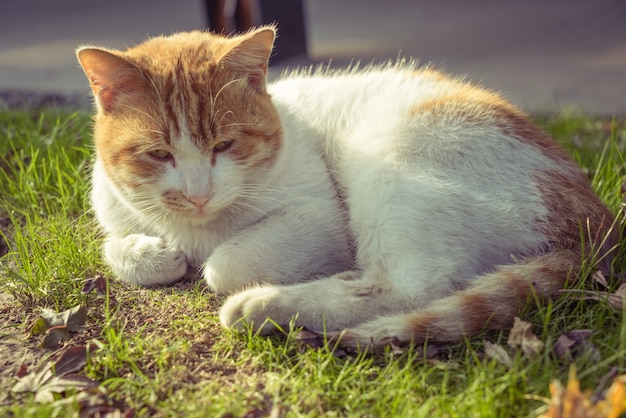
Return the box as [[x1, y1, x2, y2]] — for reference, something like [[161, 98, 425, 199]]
[[116, 103, 162, 127], [216, 110, 234, 126], [213, 78, 245, 105], [144, 73, 170, 126], [219, 122, 259, 129], [209, 78, 246, 128], [133, 129, 168, 137], [226, 203, 275, 223]]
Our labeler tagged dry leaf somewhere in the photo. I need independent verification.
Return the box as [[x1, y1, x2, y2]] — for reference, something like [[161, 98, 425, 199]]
[[484, 340, 513, 367], [63, 305, 87, 332], [34, 374, 99, 403], [553, 330, 600, 363], [54, 345, 90, 376], [46, 389, 131, 417], [592, 270, 609, 288], [388, 339, 408, 356], [538, 366, 626, 418], [11, 344, 99, 403], [554, 334, 576, 362], [15, 362, 28, 378], [606, 376, 626, 418], [40, 305, 87, 332], [82, 274, 107, 295], [30, 317, 50, 336], [507, 317, 544, 358], [562, 285, 626, 310], [30, 305, 88, 349], [11, 363, 54, 394], [614, 284, 626, 302], [41, 325, 70, 349]]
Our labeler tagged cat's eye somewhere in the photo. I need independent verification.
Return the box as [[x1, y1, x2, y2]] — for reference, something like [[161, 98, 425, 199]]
[[213, 140, 233, 153], [148, 149, 172, 160]]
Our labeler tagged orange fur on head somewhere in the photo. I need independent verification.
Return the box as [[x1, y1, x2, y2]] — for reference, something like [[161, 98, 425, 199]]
[[76, 27, 282, 189]]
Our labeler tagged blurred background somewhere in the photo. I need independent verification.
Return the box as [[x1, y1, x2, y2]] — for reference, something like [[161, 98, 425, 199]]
[[1, 0, 625, 114]]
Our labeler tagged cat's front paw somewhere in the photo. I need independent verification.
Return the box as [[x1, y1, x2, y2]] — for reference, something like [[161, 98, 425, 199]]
[[219, 286, 287, 334], [104, 234, 187, 286]]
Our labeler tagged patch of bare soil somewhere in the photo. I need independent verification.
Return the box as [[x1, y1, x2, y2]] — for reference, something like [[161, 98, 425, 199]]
[[0, 291, 49, 405], [0, 275, 249, 412]]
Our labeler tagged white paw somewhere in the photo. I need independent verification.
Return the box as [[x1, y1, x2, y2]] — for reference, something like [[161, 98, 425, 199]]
[[203, 243, 266, 294], [219, 286, 287, 334], [203, 264, 246, 295], [105, 234, 187, 286]]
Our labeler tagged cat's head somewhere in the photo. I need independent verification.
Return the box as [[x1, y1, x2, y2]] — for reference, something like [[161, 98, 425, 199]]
[[77, 27, 282, 224]]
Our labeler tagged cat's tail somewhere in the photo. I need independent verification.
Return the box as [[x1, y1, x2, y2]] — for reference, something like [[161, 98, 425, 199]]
[[332, 250, 608, 349]]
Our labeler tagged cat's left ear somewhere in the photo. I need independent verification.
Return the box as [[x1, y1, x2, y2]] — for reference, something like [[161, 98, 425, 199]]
[[222, 26, 276, 92]]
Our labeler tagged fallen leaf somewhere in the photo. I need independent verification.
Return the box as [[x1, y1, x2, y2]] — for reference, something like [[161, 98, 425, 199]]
[[54, 345, 90, 376], [31, 305, 88, 348], [388, 338, 408, 356], [40, 305, 87, 332], [82, 274, 107, 295], [40, 308, 65, 328], [82, 406, 126, 418], [30, 317, 50, 336], [614, 284, 626, 302], [507, 317, 544, 359], [562, 286, 626, 310], [558, 330, 600, 363], [47, 389, 127, 417], [592, 270, 609, 288], [554, 334, 576, 362], [11, 346, 101, 404], [538, 366, 626, 418], [15, 362, 28, 378], [11, 362, 54, 394], [484, 340, 513, 367], [35, 374, 99, 403], [40, 325, 70, 349], [64, 305, 87, 332], [606, 375, 626, 418], [566, 329, 594, 340]]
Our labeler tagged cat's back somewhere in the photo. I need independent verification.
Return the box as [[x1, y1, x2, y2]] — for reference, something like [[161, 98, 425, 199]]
[[269, 63, 610, 274], [270, 63, 579, 179]]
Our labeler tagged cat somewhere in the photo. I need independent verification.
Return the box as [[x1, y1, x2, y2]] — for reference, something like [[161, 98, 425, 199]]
[[77, 26, 617, 348]]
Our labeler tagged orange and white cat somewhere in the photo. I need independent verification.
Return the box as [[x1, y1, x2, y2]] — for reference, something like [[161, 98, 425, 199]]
[[77, 27, 616, 347]]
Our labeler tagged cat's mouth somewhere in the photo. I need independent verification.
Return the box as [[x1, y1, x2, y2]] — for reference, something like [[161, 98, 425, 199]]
[[161, 192, 218, 222], [171, 205, 218, 224]]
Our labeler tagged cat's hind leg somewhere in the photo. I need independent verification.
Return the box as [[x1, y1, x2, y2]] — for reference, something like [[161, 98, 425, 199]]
[[329, 251, 584, 348]]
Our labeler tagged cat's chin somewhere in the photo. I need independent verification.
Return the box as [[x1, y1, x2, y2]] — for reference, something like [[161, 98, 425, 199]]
[[176, 213, 211, 225], [180, 211, 220, 225], [164, 205, 220, 225]]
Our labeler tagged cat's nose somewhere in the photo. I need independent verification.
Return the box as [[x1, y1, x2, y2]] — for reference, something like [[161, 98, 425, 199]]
[[186, 194, 212, 207]]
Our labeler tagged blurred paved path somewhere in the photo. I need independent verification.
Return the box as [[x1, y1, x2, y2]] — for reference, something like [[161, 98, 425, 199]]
[[1, 0, 625, 114]]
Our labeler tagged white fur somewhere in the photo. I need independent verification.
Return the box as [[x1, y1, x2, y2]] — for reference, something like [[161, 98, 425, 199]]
[[93, 64, 565, 333], [218, 66, 560, 332]]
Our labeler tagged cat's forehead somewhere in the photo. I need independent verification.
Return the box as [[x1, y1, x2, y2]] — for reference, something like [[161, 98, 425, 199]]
[[128, 32, 230, 67]]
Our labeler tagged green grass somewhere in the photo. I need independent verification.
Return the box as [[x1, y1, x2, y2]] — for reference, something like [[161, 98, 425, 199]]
[[1, 109, 625, 417]]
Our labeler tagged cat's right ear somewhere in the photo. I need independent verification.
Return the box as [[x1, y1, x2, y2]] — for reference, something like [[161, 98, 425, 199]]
[[76, 47, 145, 113], [221, 26, 276, 93]]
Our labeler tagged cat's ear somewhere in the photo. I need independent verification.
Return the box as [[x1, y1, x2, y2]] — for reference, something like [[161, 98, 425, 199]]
[[76, 47, 146, 113], [221, 26, 276, 92]]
